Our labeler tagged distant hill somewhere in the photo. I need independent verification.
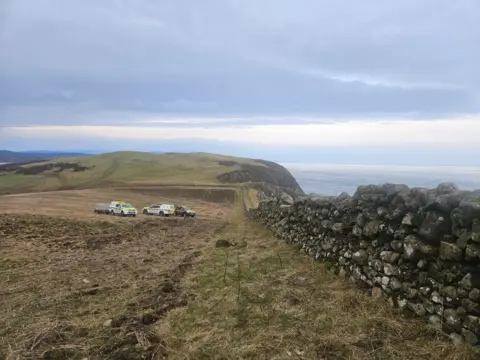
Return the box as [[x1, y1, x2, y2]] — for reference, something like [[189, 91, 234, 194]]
[[0, 150, 88, 163], [0, 151, 303, 195]]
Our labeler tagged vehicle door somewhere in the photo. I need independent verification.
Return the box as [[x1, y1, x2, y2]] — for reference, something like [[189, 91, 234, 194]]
[[159, 205, 168, 215], [113, 203, 122, 214], [150, 205, 160, 215]]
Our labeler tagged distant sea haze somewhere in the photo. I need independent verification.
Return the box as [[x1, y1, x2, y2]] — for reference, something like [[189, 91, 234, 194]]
[[283, 163, 480, 196]]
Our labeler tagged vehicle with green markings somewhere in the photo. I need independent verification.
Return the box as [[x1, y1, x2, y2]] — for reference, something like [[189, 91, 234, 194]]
[[94, 201, 138, 217]]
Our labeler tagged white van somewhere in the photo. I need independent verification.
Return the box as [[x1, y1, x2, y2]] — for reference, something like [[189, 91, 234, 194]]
[[142, 203, 175, 217]]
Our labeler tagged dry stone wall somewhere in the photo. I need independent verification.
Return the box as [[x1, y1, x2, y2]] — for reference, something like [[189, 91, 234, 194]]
[[248, 182, 480, 345]]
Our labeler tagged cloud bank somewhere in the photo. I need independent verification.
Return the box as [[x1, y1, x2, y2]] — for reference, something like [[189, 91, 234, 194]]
[[1, 0, 479, 165], [5, 117, 479, 147]]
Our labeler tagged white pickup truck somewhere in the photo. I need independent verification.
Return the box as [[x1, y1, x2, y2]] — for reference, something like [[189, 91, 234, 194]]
[[142, 203, 175, 217], [94, 201, 138, 217]]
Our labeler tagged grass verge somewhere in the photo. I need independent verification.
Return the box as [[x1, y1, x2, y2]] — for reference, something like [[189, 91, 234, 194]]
[[157, 212, 478, 359]]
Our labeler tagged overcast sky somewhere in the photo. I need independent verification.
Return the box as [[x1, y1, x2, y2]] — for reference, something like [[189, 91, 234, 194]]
[[1, 0, 479, 165]]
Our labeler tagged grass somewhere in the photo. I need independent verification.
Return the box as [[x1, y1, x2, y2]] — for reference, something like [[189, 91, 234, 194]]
[[157, 208, 479, 360], [0, 151, 270, 194]]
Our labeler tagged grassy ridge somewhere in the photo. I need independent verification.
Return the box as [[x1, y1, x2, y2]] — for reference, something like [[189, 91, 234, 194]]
[[0, 150, 87, 163], [0, 152, 272, 194]]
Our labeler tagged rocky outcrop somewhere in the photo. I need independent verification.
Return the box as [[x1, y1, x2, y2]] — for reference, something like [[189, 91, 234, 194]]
[[217, 159, 303, 196], [249, 182, 480, 345]]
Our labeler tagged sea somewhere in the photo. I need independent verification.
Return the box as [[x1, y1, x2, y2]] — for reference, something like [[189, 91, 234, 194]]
[[283, 163, 480, 196]]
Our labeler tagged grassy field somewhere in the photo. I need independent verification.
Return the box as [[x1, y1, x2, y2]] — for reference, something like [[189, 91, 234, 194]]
[[2, 153, 475, 359], [157, 208, 479, 360], [0, 151, 268, 194]]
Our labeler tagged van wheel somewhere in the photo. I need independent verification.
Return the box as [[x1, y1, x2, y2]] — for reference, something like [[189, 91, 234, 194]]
[[121, 211, 125, 217], [143, 209, 148, 215], [159, 211, 164, 217]]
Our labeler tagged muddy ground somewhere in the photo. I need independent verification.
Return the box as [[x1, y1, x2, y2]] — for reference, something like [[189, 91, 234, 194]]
[[0, 188, 232, 359]]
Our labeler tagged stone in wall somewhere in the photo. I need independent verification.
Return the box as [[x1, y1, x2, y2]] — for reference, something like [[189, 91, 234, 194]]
[[249, 182, 480, 345]]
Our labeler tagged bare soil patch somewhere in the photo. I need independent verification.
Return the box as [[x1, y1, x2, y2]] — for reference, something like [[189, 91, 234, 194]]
[[0, 189, 231, 359], [243, 187, 260, 210]]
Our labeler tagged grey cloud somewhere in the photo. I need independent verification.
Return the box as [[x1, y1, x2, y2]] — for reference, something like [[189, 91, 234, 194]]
[[1, 69, 473, 127], [1, 0, 479, 125]]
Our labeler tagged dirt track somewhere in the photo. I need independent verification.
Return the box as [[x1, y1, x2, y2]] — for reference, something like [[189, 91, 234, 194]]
[[0, 188, 233, 359]]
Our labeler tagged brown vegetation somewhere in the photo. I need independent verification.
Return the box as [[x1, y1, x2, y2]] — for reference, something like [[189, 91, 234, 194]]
[[0, 211, 227, 359]]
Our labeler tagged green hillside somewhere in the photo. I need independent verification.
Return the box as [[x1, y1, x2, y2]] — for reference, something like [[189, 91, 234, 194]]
[[0, 151, 303, 195]]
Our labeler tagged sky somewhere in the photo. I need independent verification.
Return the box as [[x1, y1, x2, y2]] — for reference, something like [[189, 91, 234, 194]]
[[1, 0, 479, 165]]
